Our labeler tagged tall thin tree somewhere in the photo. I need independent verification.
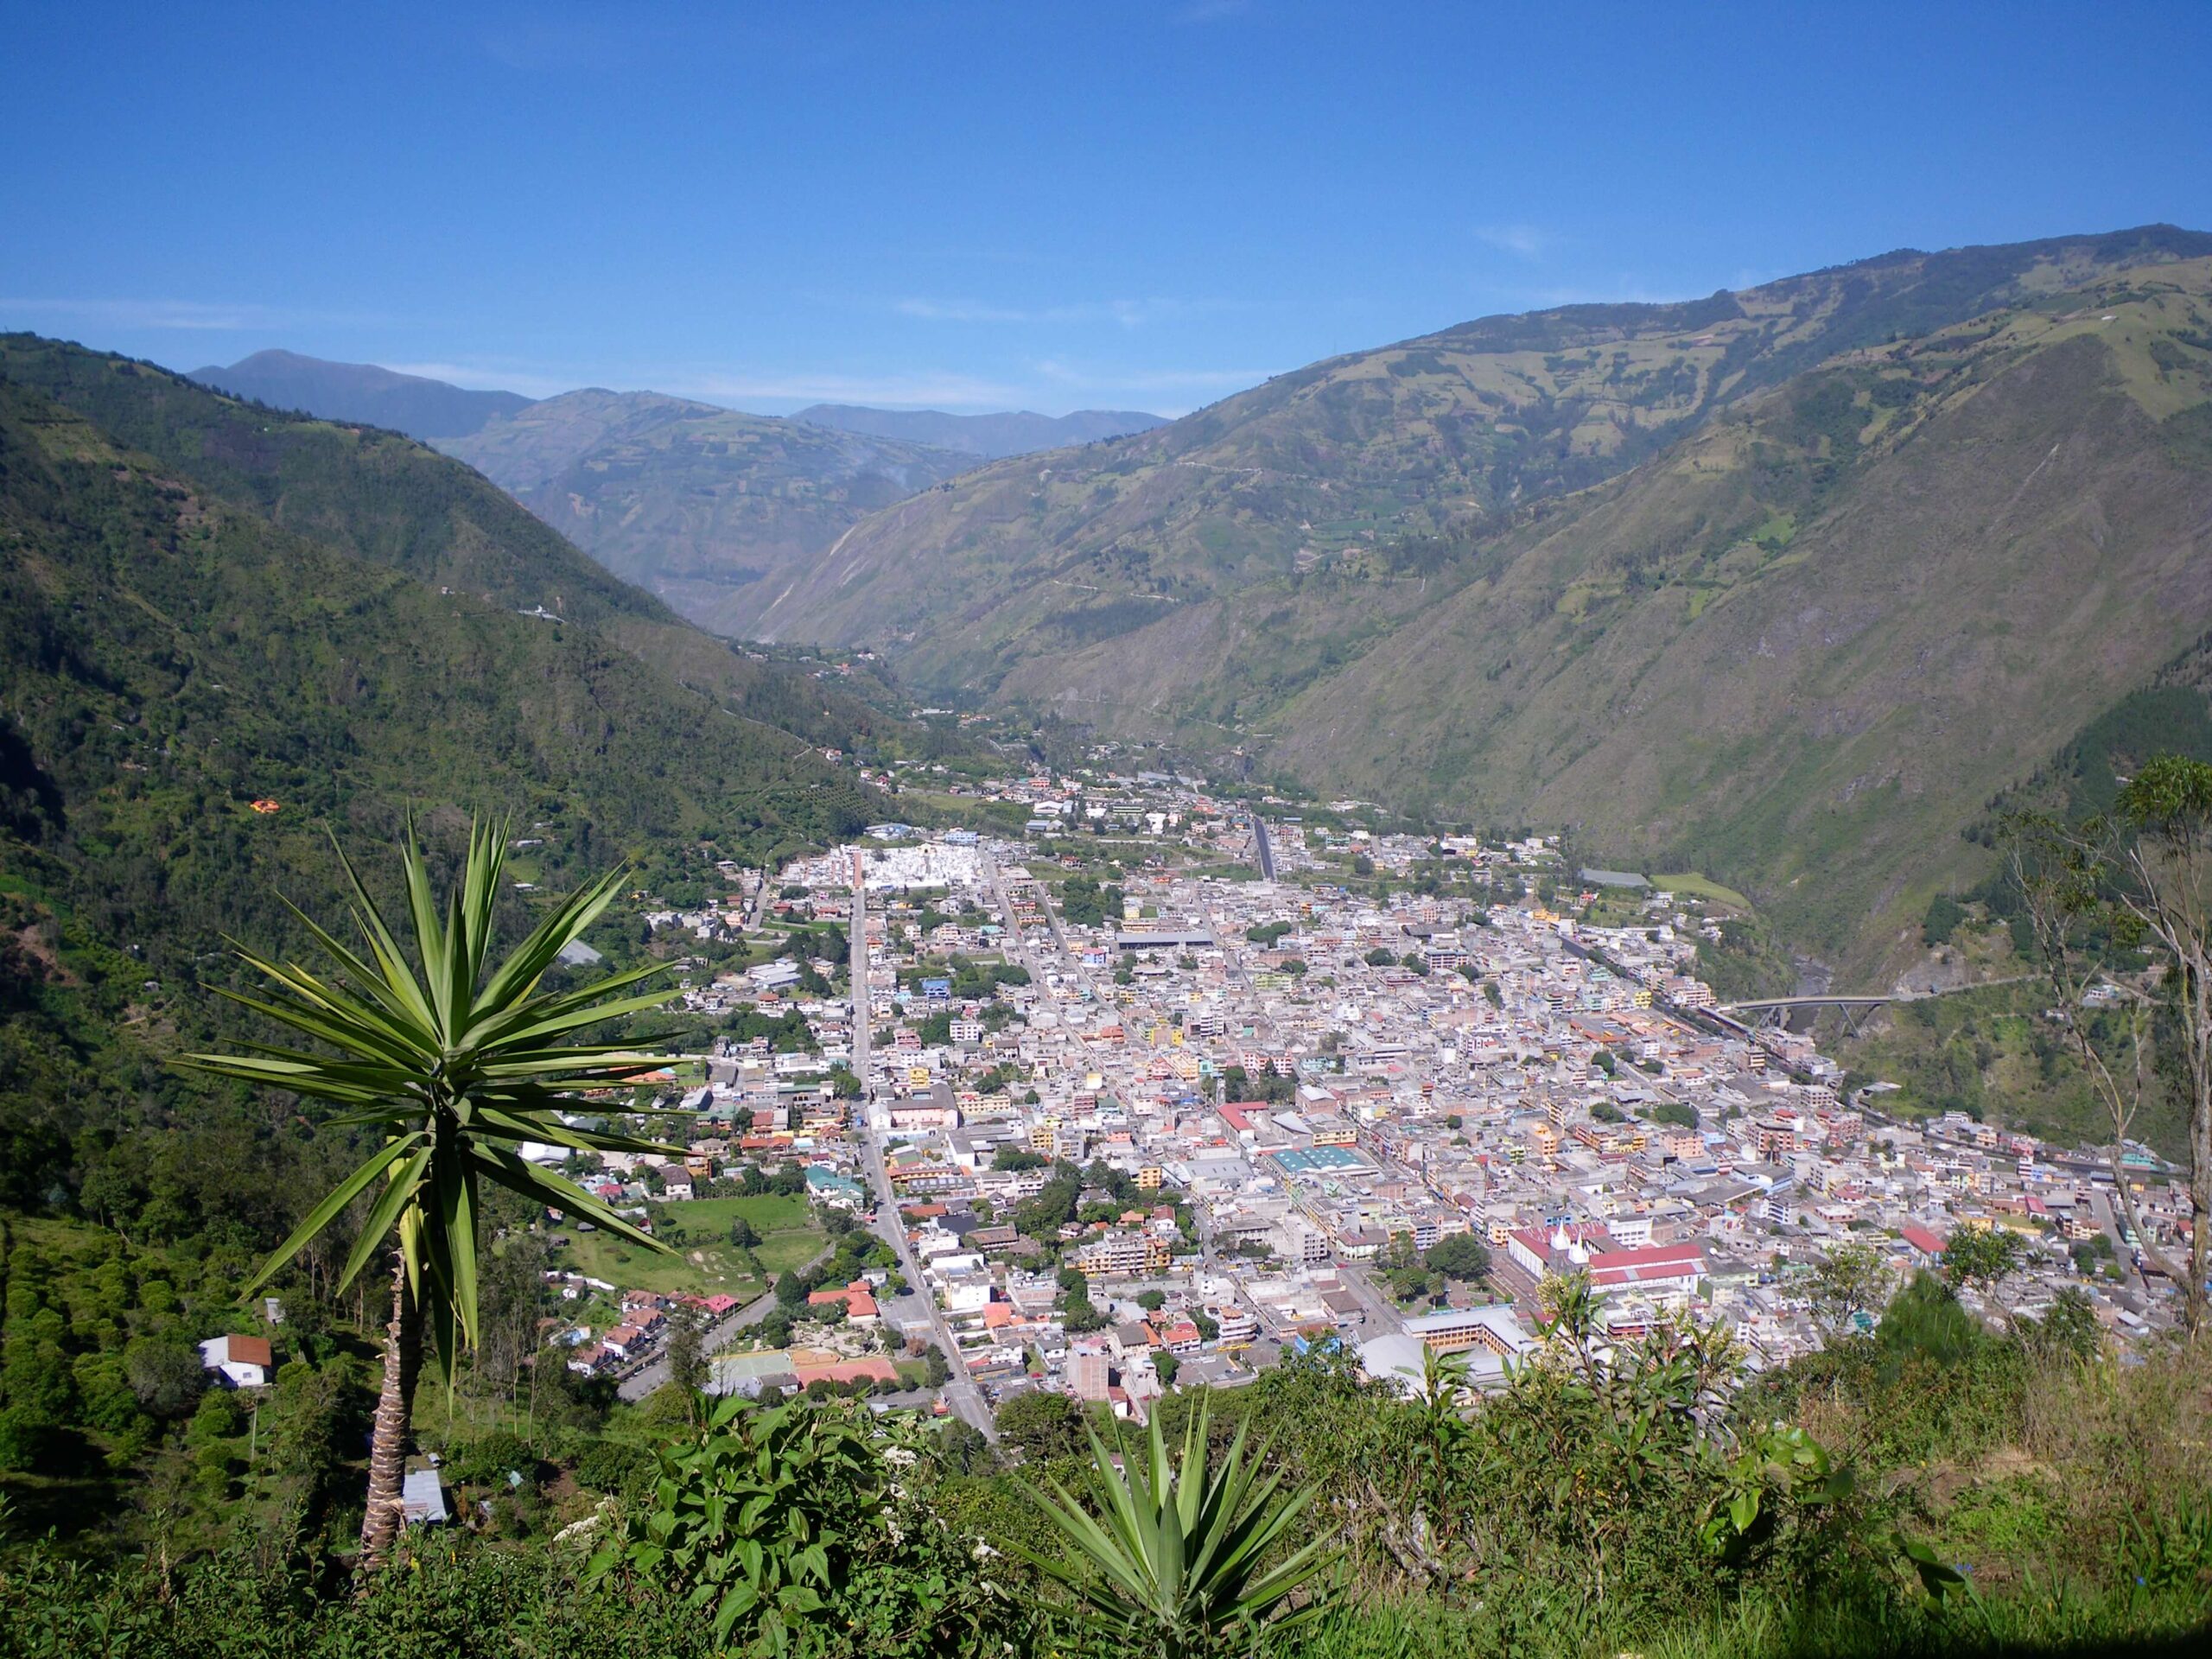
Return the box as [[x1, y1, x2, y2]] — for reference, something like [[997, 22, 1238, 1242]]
[[2007, 754, 2212, 1335], [181, 819, 678, 1573]]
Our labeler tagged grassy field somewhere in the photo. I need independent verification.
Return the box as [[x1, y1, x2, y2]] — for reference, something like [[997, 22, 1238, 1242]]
[[1650, 872, 1752, 910], [557, 1194, 822, 1299]]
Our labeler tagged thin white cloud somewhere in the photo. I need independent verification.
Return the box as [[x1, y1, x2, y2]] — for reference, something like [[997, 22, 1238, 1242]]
[[1035, 359, 1269, 391], [0, 296, 384, 332], [1028, 359, 1272, 414], [1475, 224, 1554, 260], [894, 298, 1045, 325]]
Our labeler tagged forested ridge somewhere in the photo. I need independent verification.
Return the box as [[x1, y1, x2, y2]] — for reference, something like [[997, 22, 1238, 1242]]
[[0, 340, 887, 1246]]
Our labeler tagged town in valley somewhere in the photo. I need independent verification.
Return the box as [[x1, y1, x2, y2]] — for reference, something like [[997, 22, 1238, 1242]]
[[537, 753, 2184, 1435]]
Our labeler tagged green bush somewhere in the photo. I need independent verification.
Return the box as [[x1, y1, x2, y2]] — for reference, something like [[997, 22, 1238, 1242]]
[[1923, 893, 1967, 946], [448, 1429, 536, 1487], [573, 1437, 656, 1497]]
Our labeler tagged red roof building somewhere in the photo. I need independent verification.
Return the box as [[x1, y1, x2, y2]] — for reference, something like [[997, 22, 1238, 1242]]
[[1901, 1224, 1948, 1259], [1586, 1242, 1707, 1295], [806, 1281, 880, 1323]]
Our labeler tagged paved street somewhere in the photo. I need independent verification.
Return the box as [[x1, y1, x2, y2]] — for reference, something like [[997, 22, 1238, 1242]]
[[616, 1283, 779, 1402], [851, 879, 999, 1440]]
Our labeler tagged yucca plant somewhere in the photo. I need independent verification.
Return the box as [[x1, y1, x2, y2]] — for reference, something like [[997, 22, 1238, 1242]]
[[181, 818, 679, 1573], [1007, 1399, 1339, 1658]]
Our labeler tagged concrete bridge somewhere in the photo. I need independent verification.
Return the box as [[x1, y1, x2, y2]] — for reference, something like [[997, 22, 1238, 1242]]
[[1719, 976, 2033, 1033], [1719, 994, 1900, 1034]]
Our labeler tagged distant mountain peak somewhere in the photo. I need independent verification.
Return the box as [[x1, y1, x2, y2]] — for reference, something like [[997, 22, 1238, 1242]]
[[186, 349, 534, 439], [791, 403, 1166, 460], [435, 389, 977, 638]]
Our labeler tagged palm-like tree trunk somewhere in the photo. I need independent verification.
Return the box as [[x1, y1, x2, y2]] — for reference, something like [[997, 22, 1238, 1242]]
[[357, 1252, 422, 1578]]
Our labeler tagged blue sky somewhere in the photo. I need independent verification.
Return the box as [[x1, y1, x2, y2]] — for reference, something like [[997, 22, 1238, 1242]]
[[3, 1, 2209, 416]]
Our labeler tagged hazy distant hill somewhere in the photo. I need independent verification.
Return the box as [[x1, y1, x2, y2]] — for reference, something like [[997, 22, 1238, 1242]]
[[187, 347, 534, 438], [757, 226, 2212, 970], [792, 403, 1166, 459], [439, 391, 976, 636]]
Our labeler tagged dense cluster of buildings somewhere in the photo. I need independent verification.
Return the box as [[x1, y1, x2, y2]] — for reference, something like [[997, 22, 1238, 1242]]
[[563, 763, 2191, 1418]]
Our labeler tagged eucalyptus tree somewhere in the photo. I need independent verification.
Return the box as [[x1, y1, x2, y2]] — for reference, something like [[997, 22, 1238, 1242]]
[[1808, 1241, 1892, 1343], [182, 820, 678, 1573], [2007, 754, 2212, 1333]]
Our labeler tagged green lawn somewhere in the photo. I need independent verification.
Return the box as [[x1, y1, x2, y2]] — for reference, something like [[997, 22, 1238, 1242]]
[[556, 1194, 823, 1299], [1650, 872, 1752, 910]]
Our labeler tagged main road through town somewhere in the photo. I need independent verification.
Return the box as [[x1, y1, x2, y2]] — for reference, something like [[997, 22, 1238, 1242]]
[[1250, 813, 1277, 882], [849, 877, 998, 1440]]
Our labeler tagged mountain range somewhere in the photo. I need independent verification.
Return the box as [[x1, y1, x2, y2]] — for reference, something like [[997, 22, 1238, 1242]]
[[747, 226, 2212, 972], [791, 404, 1165, 459], [175, 353, 1165, 637], [187, 347, 532, 437], [433, 391, 981, 636], [139, 229, 2212, 976]]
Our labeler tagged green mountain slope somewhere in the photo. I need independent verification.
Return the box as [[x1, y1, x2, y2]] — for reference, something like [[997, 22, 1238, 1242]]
[[438, 390, 976, 637], [754, 229, 2212, 971], [791, 403, 1166, 459], [3, 336, 927, 760], [760, 226, 2212, 687], [1273, 283, 2212, 963], [0, 340, 888, 1207]]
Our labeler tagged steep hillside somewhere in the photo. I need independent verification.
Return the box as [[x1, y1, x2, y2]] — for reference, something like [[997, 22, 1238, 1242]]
[[186, 348, 532, 438], [439, 391, 976, 637], [4, 337, 924, 760], [792, 403, 1166, 459], [435, 387, 727, 490], [0, 343, 890, 1205], [1977, 628, 2212, 830], [760, 226, 2212, 687], [1272, 284, 2212, 963], [757, 229, 2212, 970]]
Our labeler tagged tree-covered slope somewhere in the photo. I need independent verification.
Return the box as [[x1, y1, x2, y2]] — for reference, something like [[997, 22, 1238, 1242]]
[[758, 226, 2212, 689], [438, 390, 976, 638], [2, 336, 931, 759], [0, 347, 887, 1210]]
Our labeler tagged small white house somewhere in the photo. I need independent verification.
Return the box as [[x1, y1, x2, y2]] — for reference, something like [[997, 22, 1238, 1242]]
[[197, 1334, 273, 1389]]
